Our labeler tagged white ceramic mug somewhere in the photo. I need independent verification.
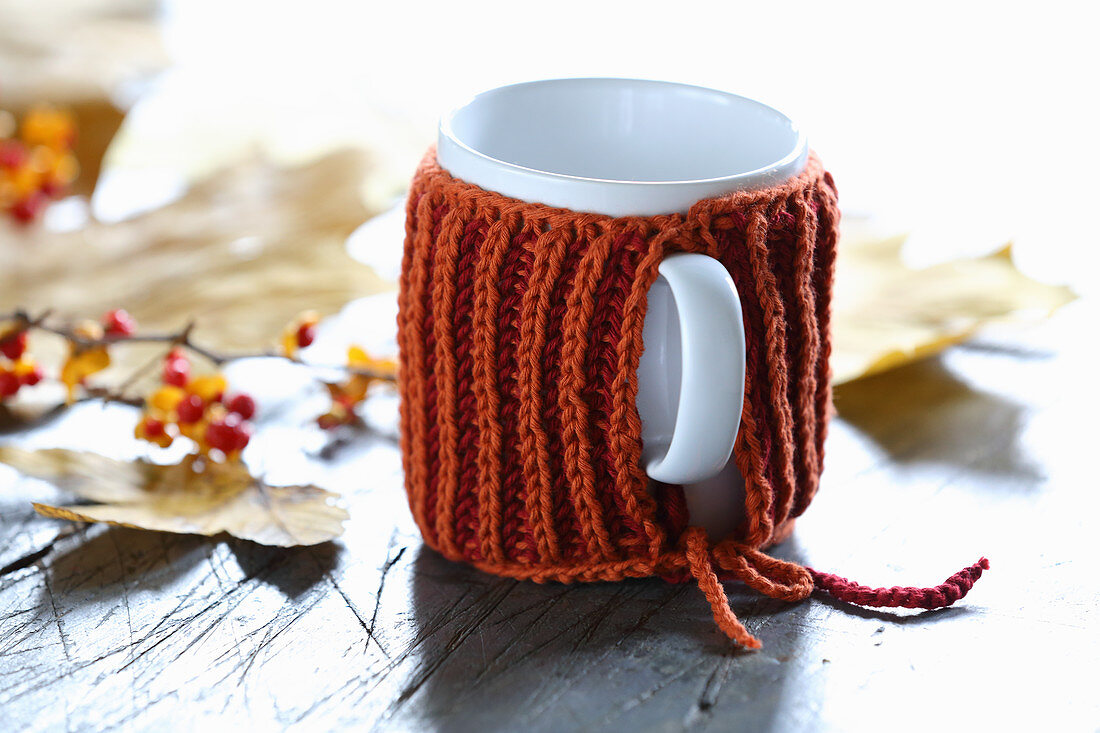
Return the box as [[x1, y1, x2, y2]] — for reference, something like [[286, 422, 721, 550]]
[[437, 78, 808, 537]]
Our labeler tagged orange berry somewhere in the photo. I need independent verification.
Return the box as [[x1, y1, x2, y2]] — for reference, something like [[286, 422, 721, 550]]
[[187, 374, 227, 403], [179, 418, 203, 440], [150, 385, 186, 413], [21, 106, 76, 151], [8, 165, 40, 197], [41, 154, 77, 196], [29, 145, 56, 173]]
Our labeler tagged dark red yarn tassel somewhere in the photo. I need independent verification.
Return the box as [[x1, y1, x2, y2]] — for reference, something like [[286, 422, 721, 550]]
[[807, 558, 990, 610]]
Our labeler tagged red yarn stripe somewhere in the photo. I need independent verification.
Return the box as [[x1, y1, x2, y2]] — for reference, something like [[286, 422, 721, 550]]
[[451, 218, 488, 558], [586, 232, 646, 552], [496, 231, 539, 563], [418, 204, 447, 545], [542, 227, 592, 561]]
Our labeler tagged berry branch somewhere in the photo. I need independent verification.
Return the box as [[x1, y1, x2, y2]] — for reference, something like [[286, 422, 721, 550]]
[[1, 308, 399, 458], [2, 309, 397, 380], [0, 106, 78, 224]]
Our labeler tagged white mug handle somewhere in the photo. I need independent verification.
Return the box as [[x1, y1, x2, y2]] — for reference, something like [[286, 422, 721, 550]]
[[637, 253, 746, 485]]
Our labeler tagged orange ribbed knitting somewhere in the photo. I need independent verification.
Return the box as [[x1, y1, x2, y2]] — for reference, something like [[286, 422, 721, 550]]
[[397, 148, 987, 649]]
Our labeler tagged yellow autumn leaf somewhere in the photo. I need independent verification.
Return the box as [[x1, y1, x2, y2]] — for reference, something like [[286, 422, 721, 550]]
[[831, 227, 1076, 384], [324, 373, 372, 407], [314, 346, 398, 425], [281, 331, 299, 359], [0, 447, 347, 546], [59, 346, 110, 402], [346, 345, 370, 366], [347, 345, 397, 380], [148, 384, 186, 413]]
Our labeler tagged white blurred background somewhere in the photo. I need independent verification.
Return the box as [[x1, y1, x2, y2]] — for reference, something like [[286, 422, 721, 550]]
[[104, 0, 1098, 290]]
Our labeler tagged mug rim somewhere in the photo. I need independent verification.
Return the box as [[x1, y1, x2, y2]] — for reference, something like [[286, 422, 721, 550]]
[[437, 78, 809, 216]]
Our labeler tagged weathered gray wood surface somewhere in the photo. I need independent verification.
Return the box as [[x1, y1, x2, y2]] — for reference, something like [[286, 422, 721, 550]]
[[1, 297, 1096, 732]]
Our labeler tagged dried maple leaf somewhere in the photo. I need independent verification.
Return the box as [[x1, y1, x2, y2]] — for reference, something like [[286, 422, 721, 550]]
[[0, 447, 347, 546]]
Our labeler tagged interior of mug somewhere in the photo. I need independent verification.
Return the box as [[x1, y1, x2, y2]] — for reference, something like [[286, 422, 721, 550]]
[[444, 78, 804, 183]]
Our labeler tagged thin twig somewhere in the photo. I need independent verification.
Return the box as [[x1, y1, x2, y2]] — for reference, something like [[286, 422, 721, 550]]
[[4, 310, 396, 381], [77, 387, 144, 408]]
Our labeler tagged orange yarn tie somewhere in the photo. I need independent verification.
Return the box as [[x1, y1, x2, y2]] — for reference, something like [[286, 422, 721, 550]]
[[684, 527, 815, 647], [684, 528, 763, 649]]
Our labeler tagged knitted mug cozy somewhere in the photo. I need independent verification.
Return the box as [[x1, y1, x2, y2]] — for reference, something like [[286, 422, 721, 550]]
[[397, 148, 988, 649]]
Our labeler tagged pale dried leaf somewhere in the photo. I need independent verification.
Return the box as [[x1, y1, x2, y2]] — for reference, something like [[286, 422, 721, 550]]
[[0, 447, 155, 503], [1, 448, 346, 546], [1, 151, 392, 355], [831, 225, 1076, 384]]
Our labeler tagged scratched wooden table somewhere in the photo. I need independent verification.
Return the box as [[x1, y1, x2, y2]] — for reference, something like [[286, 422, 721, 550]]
[[1, 294, 1096, 732]]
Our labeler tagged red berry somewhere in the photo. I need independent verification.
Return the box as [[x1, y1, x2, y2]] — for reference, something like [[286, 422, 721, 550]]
[[0, 371, 19, 398], [206, 414, 250, 454], [0, 140, 28, 170], [102, 309, 137, 337], [296, 323, 316, 349], [226, 393, 256, 420], [205, 422, 232, 452], [176, 394, 205, 423], [0, 330, 27, 360], [163, 357, 190, 387], [233, 422, 252, 451], [20, 365, 44, 387], [11, 192, 46, 224], [142, 417, 166, 437], [40, 178, 65, 198]]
